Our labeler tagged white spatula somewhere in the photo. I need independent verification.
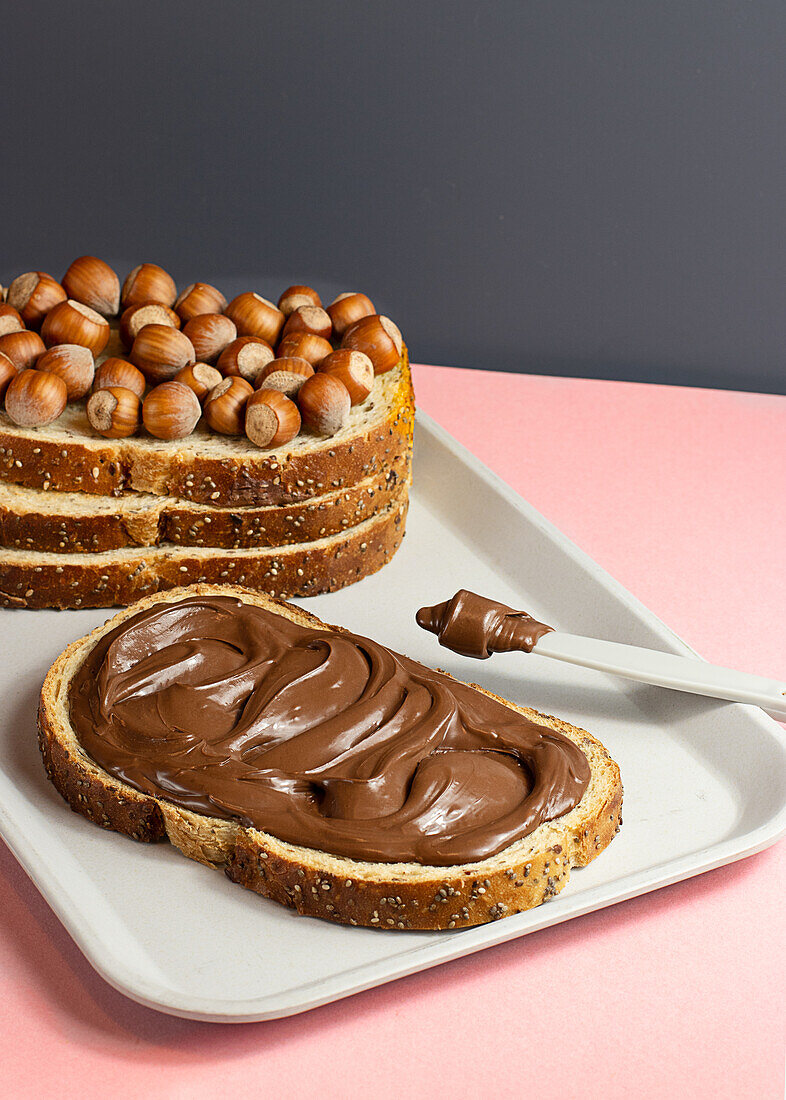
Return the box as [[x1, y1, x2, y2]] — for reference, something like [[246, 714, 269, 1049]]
[[416, 592, 786, 720], [532, 631, 786, 719]]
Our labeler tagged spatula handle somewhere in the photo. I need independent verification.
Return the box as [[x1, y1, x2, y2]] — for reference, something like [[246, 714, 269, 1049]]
[[534, 632, 786, 719]]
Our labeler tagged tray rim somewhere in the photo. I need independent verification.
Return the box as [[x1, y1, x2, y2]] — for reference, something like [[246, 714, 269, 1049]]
[[0, 406, 784, 1023]]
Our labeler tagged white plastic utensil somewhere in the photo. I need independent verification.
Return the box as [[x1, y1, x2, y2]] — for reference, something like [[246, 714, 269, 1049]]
[[532, 632, 786, 719]]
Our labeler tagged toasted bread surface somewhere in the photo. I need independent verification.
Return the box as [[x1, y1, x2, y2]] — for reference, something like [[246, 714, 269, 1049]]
[[38, 585, 623, 929]]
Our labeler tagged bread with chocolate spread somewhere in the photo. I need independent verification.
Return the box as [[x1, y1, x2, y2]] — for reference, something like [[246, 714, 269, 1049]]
[[38, 584, 622, 929]]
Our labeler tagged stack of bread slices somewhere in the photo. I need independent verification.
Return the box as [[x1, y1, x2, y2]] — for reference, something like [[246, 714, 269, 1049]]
[[0, 262, 414, 608]]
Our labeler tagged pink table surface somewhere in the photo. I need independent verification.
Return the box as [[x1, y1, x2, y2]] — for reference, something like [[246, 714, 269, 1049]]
[[2, 365, 784, 1099]]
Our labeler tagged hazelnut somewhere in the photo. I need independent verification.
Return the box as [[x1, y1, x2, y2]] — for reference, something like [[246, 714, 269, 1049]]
[[5, 369, 67, 427], [7, 272, 67, 330], [224, 292, 285, 344], [245, 388, 301, 449], [327, 292, 376, 338], [142, 381, 201, 440], [297, 372, 351, 436], [276, 330, 333, 367], [281, 304, 332, 341], [62, 256, 120, 316], [0, 353, 17, 400], [174, 282, 227, 322], [93, 358, 146, 399], [41, 299, 110, 355], [182, 313, 237, 363], [174, 362, 223, 402], [36, 344, 95, 400], [130, 324, 196, 383], [277, 285, 322, 316], [0, 330, 46, 371], [318, 349, 373, 405], [0, 303, 25, 338], [341, 314, 402, 374], [121, 263, 177, 308], [86, 386, 141, 439], [203, 376, 253, 435], [119, 302, 181, 349], [217, 336, 274, 384], [256, 356, 314, 398]]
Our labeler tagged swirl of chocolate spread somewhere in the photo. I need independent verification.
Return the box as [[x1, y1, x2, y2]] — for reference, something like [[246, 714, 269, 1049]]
[[68, 596, 588, 866], [416, 589, 554, 659]]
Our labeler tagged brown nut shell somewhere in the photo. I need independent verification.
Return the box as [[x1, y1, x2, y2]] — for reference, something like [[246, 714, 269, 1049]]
[[62, 256, 120, 316], [119, 302, 181, 349], [36, 344, 95, 400], [121, 263, 177, 309], [182, 313, 237, 363], [277, 285, 322, 315], [142, 381, 201, 440], [0, 330, 46, 371], [0, 303, 26, 338], [174, 282, 227, 322], [7, 272, 67, 330], [340, 314, 402, 374], [5, 368, 67, 427], [327, 292, 376, 338], [256, 357, 315, 398], [130, 324, 196, 383], [297, 372, 351, 436], [0, 353, 17, 400], [245, 388, 301, 449], [41, 299, 110, 355], [281, 304, 332, 341], [93, 358, 146, 399], [174, 362, 223, 403], [203, 375, 253, 435], [224, 293, 285, 344], [318, 348, 374, 405], [276, 330, 333, 367], [86, 385, 141, 438], [217, 336, 275, 384]]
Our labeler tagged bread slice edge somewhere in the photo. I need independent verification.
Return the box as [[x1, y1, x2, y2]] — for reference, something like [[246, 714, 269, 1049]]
[[38, 583, 623, 930], [0, 465, 410, 552], [1, 497, 408, 608]]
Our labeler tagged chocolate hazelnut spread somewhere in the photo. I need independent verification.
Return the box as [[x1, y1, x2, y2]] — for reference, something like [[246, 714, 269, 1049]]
[[417, 590, 554, 659], [68, 595, 588, 866]]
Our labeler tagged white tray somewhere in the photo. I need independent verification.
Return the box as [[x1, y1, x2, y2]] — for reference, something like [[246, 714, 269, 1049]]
[[1, 411, 784, 1023]]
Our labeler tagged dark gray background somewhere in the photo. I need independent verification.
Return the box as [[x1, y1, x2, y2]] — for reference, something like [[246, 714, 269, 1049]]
[[2, 1, 785, 393]]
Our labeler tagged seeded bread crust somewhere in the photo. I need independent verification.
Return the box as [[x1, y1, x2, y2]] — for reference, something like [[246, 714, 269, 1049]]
[[38, 584, 623, 930], [0, 465, 409, 553], [0, 351, 414, 507], [0, 499, 407, 608]]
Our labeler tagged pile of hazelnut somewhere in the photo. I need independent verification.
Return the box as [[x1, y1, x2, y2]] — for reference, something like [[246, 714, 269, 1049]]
[[0, 259, 403, 449]]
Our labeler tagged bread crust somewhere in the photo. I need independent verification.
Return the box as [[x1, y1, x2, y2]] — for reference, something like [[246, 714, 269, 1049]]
[[0, 465, 409, 553], [0, 500, 407, 608], [0, 351, 414, 507], [38, 585, 623, 929]]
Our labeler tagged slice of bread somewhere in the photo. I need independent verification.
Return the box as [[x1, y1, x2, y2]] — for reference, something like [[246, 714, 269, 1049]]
[[0, 499, 407, 608], [38, 584, 623, 930], [0, 465, 409, 553], [0, 354, 414, 507]]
